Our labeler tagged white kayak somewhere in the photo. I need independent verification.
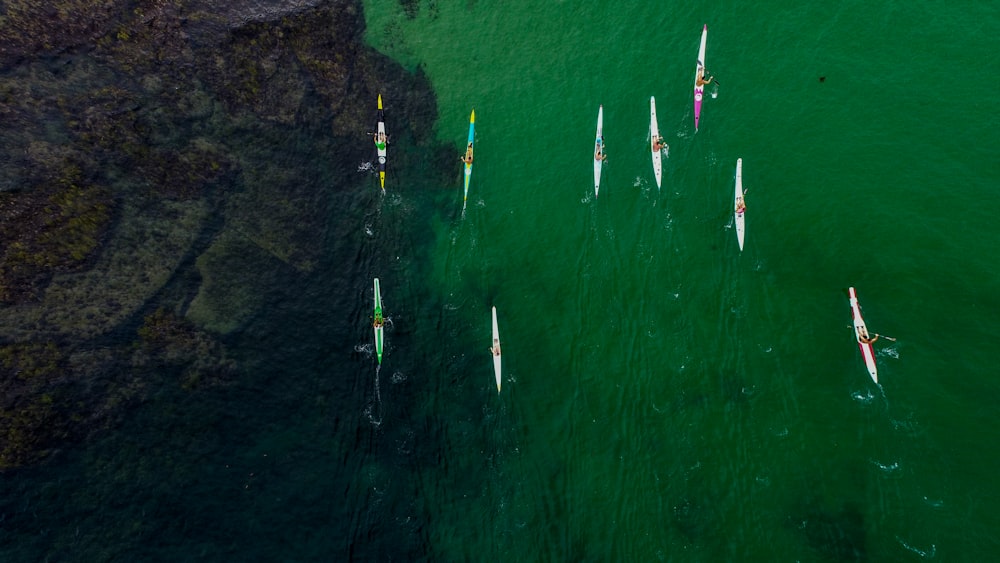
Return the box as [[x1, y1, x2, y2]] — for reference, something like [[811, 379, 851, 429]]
[[649, 96, 662, 189], [491, 306, 502, 393], [734, 158, 745, 251], [848, 287, 878, 384], [594, 105, 604, 198]]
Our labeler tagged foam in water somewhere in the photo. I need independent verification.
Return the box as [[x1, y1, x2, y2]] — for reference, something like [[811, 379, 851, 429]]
[[852, 389, 875, 403], [922, 496, 943, 508], [871, 459, 900, 474], [881, 346, 899, 359], [897, 536, 936, 558]]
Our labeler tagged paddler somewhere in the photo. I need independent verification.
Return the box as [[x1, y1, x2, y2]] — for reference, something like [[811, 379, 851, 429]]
[[373, 314, 383, 329], [652, 135, 667, 153], [490, 340, 501, 357], [595, 137, 607, 161], [858, 327, 879, 344], [374, 131, 387, 150], [736, 196, 746, 214], [460, 142, 473, 164], [696, 66, 713, 87]]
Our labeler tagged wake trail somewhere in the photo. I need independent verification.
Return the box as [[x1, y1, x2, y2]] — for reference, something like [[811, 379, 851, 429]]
[[365, 365, 384, 427]]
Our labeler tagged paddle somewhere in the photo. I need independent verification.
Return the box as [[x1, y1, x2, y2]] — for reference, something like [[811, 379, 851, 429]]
[[845, 326, 896, 342], [697, 63, 720, 86]]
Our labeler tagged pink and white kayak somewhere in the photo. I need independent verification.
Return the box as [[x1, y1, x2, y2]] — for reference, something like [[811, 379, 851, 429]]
[[848, 287, 878, 383], [734, 158, 745, 251], [693, 25, 708, 131]]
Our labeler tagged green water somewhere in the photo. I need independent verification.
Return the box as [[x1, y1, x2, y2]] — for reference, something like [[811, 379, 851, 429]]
[[361, 1, 1000, 560]]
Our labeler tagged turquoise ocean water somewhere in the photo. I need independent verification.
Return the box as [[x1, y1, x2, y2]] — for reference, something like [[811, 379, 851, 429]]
[[3, 1, 998, 561]]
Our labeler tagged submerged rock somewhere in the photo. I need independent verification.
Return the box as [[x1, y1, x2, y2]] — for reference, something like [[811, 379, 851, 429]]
[[0, 0, 444, 469]]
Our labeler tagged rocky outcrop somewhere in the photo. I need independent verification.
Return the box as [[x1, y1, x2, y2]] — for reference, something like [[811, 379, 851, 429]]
[[0, 0, 443, 468]]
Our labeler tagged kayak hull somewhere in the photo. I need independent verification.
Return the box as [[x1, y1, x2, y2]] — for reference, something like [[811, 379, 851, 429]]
[[649, 97, 662, 189], [374, 278, 384, 364], [735, 158, 745, 251], [463, 110, 475, 202], [492, 306, 501, 393], [694, 25, 708, 131], [376, 95, 387, 192], [848, 287, 878, 383], [594, 105, 604, 197]]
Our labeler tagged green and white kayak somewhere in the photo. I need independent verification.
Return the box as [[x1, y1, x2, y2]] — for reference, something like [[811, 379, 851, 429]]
[[373, 278, 384, 364]]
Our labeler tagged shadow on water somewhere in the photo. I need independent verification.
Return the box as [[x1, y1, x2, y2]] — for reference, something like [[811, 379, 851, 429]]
[[785, 498, 868, 561]]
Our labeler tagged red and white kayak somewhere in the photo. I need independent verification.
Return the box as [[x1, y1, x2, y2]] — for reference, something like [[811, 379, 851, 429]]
[[693, 25, 708, 131], [848, 287, 878, 383]]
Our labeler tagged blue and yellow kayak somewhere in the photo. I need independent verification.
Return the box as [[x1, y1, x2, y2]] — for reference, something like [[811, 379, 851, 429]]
[[463, 110, 475, 204]]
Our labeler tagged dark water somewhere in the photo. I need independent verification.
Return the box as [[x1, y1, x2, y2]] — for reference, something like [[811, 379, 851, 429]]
[[2, 1, 1000, 561]]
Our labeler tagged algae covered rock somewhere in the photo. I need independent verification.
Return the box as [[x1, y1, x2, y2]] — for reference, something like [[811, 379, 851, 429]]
[[186, 229, 282, 335], [0, 0, 446, 472], [0, 197, 209, 341], [134, 307, 237, 389], [0, 167, 112, 304]]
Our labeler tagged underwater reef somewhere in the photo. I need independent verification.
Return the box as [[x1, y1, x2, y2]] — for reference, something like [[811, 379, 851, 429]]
[[0, 0, 442, 470]]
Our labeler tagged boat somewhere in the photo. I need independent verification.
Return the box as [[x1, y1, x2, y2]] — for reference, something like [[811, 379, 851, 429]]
[[848, 287, 878, 383], [694, 24, 708, 131], [649, 96, 662, 190], [735, 158, 745, 251], [376, 95, 387, 192], [373, 278, 384, 364], [491, 306, 502, 393], [463, 109, 475, 205], [594, 105, 604, 197]]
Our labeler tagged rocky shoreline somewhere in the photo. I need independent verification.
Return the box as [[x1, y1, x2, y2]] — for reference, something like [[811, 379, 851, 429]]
[[0, 0, 441, 470]]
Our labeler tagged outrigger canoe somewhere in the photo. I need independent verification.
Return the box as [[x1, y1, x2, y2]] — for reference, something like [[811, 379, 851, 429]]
[[491, 306, 501, 393], [373, 278, 384, 364], [650, 97, 662, 190], [694, 25, 708, 131], [848, 287, 878, 383], [376, 95, 387, 192], [463, 109, 475, 205], [735, 158, 745, 251], [594, 105, 604, 198]]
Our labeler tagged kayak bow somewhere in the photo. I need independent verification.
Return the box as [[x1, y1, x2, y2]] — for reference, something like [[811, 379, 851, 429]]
[[694, 25, 708, 131], [376, 95, 387, 192], [463, 109, 475, 204], [491, 306, 501, 393], [848, 287, 878, 383], [735, 158, 745, 251], [373, 278, 384, 364], [650, 96, 662, 190], [594, 105, 604, 198]]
